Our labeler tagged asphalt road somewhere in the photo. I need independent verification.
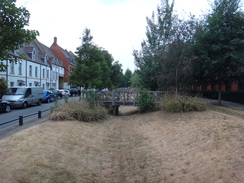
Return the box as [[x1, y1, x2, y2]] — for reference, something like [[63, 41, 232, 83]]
[[0, 96, 80, 130]]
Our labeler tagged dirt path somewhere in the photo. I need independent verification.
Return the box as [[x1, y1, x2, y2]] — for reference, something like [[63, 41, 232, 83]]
[[0, 106, 243, 183]]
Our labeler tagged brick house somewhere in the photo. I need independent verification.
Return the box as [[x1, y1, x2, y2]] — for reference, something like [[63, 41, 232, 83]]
[[50, 37, 76, 89]]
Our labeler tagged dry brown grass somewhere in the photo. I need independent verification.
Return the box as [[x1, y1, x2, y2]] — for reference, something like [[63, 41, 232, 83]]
[[0, 106, 243, 183]]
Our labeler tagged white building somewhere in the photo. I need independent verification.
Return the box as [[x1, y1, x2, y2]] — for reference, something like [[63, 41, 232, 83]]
[[0, 39, 64, 90]]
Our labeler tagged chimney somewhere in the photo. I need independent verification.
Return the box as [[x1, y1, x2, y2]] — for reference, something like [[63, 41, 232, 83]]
[[54, 37, 57, 45]]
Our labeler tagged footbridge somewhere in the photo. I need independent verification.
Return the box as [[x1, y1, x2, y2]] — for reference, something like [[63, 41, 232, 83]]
[[94, 90, 165, 115]]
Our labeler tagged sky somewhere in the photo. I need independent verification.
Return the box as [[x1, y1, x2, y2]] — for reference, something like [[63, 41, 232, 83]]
[[15, 0, 243, 72]]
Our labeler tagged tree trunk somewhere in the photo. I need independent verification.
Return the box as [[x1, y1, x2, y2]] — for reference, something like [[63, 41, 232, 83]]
[[218, 84, 222, 105]]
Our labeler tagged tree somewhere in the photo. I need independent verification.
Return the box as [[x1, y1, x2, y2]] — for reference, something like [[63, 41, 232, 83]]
[[69, 28, 122, 91], [192, 0, 244, 104], [122, 68, 133, 87], [0, 77, 7, 98], [130, 70, 141, 90], [0, 0, 39, 71], [133, 0, 175, 90], [110, 61, 124, 88], [157, 16, 196, 94]]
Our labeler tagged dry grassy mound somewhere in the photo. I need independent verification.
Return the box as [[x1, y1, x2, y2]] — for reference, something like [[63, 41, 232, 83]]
[[50, 100, 107, 122]]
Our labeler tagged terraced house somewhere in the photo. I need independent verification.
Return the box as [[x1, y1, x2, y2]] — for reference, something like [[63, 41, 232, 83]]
[[0, 38, 75, 90]]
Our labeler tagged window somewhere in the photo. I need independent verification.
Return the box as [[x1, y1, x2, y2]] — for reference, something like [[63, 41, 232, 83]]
[[32, 49, 36, 61], [10, 82, 14, 86], [43, 69, 45, 78], [35, 67, 38, 77], [10, 62, 14, 73], [18, 62, 22, 75], [29, 65, 32, 76], [29, 83, 32, 86], [47, 70, 49, 79]]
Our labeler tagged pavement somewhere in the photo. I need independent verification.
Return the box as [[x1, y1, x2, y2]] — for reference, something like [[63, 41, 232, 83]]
[[206, 99, 244, 110]]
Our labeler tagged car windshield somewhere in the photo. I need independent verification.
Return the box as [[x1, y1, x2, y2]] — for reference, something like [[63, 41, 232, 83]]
[[5, 88, 27, 95]]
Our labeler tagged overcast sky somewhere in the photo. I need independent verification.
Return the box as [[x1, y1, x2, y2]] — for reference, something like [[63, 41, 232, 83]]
[[16, 0, 243, 72]]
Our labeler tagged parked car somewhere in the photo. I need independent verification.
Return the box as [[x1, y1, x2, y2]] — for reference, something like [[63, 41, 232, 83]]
[[52, 90, 62, 99], [2, 87, 42, 109], [58, 90, 70, 97], [68, 88, 80, 96], [0, 101, 11, 113], [42, 90, 56, 103], [64, 90, 71, 96]]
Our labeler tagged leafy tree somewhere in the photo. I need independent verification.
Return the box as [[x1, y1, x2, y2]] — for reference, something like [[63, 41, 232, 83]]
[[0, 0, 39, 71], [133, 0, 175, 90], [122, 68, 132, 87], [192, 0, 244, 104], [110, 61, 124, 88], [69, 28, 123, 91], [157, 16, 196, 94], [130, 70, 142, 90], [0, 77, 8, 98]]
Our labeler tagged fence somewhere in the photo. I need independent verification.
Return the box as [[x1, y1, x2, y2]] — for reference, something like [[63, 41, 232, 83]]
[[0, 108, 50, 128]]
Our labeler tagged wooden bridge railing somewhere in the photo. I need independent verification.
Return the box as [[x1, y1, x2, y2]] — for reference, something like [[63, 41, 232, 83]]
[[95, 90, 165, 106]]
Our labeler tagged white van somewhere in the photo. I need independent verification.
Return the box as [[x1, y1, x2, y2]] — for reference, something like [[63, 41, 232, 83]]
[[2, 87, 43, 108]]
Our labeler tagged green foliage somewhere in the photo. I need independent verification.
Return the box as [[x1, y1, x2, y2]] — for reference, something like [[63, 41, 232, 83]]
[[192, 0, 244, 103], [137, 91, 157, 113], [122, 68, 133, 87], [110, 61, 124, 88], [69, 28, 123, 90], [160, 95, 207, 113], [130, 71, 142, 90], [50, 100, 107, 122], [0, 0, 39, 71], [84, 91, 99, 108], [0, 77, 8, 98], [133, 0, 195, 91]]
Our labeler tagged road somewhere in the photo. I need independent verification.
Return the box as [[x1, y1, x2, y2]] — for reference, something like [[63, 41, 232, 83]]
[[0, 96, 79, 130]]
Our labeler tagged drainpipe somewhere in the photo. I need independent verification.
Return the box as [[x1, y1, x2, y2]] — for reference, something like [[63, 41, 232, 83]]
[[6, 60, 8, 85], [25, 60, 27, 86]]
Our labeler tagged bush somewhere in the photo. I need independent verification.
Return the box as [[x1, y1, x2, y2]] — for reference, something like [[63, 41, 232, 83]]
[[137, 91, 157, 113], [84, 91, 99, 107], [160, 95, 207, 113], [50, 100, 107, 122]]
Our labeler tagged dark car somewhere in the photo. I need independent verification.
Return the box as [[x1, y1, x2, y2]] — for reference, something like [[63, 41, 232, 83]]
[[52, 90, 62, 99], [0, 101, 11, 113], [42, 90, 56, 103], [68, 88, 80, 97]]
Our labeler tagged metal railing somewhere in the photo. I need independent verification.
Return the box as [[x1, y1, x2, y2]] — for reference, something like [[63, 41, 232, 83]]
[[0, 108, 50, 127]]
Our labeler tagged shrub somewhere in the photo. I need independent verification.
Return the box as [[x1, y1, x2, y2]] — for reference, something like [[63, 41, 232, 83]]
[[160, 95, 207, 113], [137, 91, 157, 113], [84, 91, 99, 107], [50, 100, 107, 122]]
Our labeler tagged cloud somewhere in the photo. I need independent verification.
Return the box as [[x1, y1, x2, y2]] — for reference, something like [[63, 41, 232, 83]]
[[15, 0, 220, 71]]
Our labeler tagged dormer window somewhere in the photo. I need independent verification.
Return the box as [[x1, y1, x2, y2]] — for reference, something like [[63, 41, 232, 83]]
[[32, 48, 36, 61], [25, 47, 35, 61], [40, 53, 48, 64]]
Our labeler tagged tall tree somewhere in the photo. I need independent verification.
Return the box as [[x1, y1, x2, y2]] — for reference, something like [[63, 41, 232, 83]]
[[110, 61, 124, 88], [192, 0, 244, 104], [123, 68, 133, 87], [157, 16, 196, 94], [0, 0, 39, 71], [133, 0, 175, 90], [69, 28, 123, 91]]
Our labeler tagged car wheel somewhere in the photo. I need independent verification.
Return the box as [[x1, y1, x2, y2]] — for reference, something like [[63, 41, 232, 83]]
[[22, 102, 27, 109], [37, 99, 42, 105], [5, 104, 11, 113], [47, 98, 50, 103]]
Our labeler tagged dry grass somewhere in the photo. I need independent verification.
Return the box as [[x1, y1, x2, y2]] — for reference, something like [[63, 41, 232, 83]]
[[0, 106, 243, 183]]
